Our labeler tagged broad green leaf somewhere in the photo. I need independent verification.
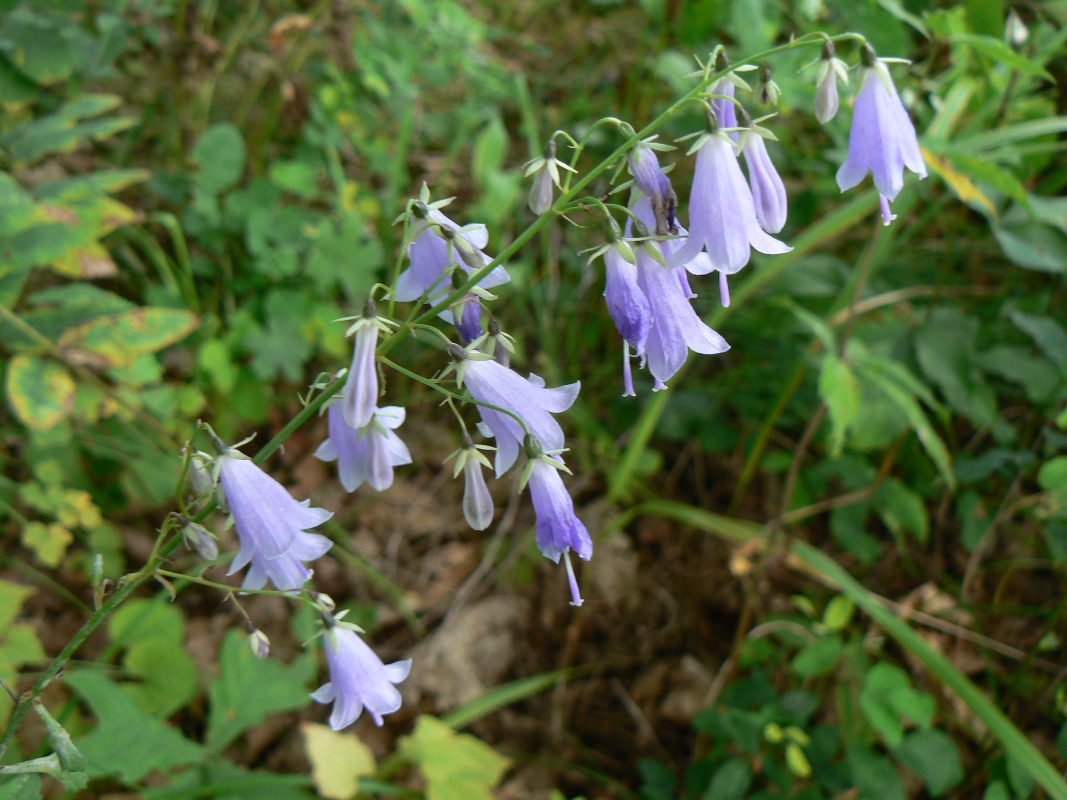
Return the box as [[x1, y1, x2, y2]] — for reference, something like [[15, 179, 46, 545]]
[[965, 0, 1002, 35], [0, 96, 134, 163], [0, 579, 35, 630], [206, 630, 315, 750], [873, 479, 929, 545], [977, 346, 1060, 403], [123, 639, 199, 718], [703, 758, 752, 800], [65, 670, 205, 783], [399, 715, 510, 800], [1009, 311, 1067, 367], [858, 364, 955, 489], [819, 353, 860, 456], [301, 722, 376, 800], [983, 780, 1011, 800], [0, 774, 42, 799], [993, 222, 1067, 274], [0, 9, 76, 85], [57, 308, 198, 368], [0, 624, 45, 694], [951, 34, 1053, 80], [192, 123, 246, 195], [107, 598, 184, 646], [913, 311, 996, 426], [791, 636, 842, 677], [859, 663, 934, 747], [269, 159, 320, 198], [5, 354, 76, 431], [846, 745, 906, 800], [893, 729, 963, 796], [304, 214, 383, 302], [20, 521, 71, 567], [822, 596, 855, 632], [1038, 457, 1067, 492]]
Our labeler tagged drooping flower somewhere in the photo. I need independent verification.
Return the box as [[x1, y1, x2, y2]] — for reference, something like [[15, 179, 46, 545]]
[[453, 294, 483, 346], [812, 40, 849, 124], [740, 116, 787, 234], [603, 242, 651, 396], [625, 197, 730, 389], [452, 437, 494, 531], [311, 625, 411, 730], [627, 142, 677, 235], [217, 453, 333, 591], [753, 63, 781, 106], [315, 404, 411, 492], [524, 139, 576, 216], [456, 352, 579, 478], [835, 45, 926, 224], [525, 453, 592, 607], [668, 115, 791, 284], [341, 299, 381, 430], [394, 202, 509, 306]]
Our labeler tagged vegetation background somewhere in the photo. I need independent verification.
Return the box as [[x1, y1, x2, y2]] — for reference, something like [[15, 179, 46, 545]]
[[0, 0, 1065, 798]]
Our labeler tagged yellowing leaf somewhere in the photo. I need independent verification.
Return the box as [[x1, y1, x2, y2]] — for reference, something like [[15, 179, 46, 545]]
[[921, 146, 996, 219], [21, 521, 72, 567], [5, 354, 76, 431], [57, 308, 199, 368], [400, 716, 510, 800], [301, 722, 376, 800]]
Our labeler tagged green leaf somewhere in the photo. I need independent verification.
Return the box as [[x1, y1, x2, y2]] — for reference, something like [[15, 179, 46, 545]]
[[859, 663, 934, 748], [269, 159, 320, 199], [983, 780, 1011, 800], [993, 222, 1067, 274], [819, 354, 861, 456], [1009, 311, 1067, 367], [5, 354, 76, 431], [304, 214, 383, 301], [65, 670, 205, 784], [951, 34, 1053, 81], [822, 596, 855, 632], [21, 521, 72, 567], [57, 308, 198, 368], [123, 639, 199, 718], [399, 716, 510, 800], [913, 310, 996, 426], [846, 745, 905, 800], [206, 630, 315, 751], [472, 117, 508, 187], [703, 758, 752, 800], [1038, 458, 1067, 492], [302, 722, 376, 800], [893, 729, 963, 796], [791, 635, 842, 677], [0, 9, 76, 86], [0, 774, 41, 799], [0, 579, 35, 630], [872, 479, 929, 545], [0, 95, 135, 163], [192, 123, 246, 195]]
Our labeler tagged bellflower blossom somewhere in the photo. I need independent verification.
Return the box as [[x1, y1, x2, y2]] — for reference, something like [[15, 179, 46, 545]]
[[453, 294, 483, 345], [740, 116, 787, 234], [315, 404, 411, 492], [525, 139, 575, 215], [394, 199, 509, 306], [836, 45, 926, 225], [311, 625, 411, 729], [217, 453, 333, 591], [668, 115, 791, 300], [341, 300, 384, 430], [627, 142, 677, 235], [456, 351, 580, 478], [603, 242, 651, 396], [525, 454, 592, 607]]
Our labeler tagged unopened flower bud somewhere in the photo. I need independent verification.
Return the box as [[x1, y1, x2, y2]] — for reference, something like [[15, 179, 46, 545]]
[[754, 63, 781, 106], [184, 449, 214, 497], [249, 629, 270, 659], [529, 165, 554, 215], [181, 518, 219, 561], [312, 591, 337, 612], [523, 434, 544, 459], [1005, 9, 1028, 45]]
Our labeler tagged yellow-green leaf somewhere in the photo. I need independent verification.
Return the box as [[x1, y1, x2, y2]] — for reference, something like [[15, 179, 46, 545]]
[[5, 353, 76, 430], [399, 716, 511, 800], [21, 521, 72, 567], [301, 722, 376, 800], [921, 146, 997, 219], [57, 308, 198, 368]]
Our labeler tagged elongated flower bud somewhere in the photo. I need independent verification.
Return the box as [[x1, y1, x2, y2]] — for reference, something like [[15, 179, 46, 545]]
[[462, 453, 494, 530]]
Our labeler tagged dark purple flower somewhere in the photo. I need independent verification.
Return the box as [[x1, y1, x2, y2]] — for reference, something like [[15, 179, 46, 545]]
[[315, 404, 411, 492], [526, 456, 592, 607], [218, 454, 333, 591], [454, 295, 483, 345], [836, 47, 926, 223], [311, 626, 411, 729], [628, 144, 677, 235]]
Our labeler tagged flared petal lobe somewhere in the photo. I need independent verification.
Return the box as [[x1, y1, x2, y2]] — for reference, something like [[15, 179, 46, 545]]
[[312, 627, 411, 730], [315, 405, 411, 492], [218, 455, 333, 591]]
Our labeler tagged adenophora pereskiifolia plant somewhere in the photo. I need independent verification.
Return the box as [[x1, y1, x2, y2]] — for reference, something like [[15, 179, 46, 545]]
[[626, 138, 678, 236], [753, 63, 781, 106], [525, 138, 576, 215], [449, 434, 495, 531], [836, 43, 927, 225], [342, 299, 387, 430], [811, 39, 849, 124], [600, 224, 649, 396], [740, 111, 788, 235]]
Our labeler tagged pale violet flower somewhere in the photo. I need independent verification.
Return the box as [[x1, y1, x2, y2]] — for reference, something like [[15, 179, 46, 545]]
[[525, 455, 592, 607], [627, 143, 677, 235], [836, 45, 926, 225], [741, 119, 787, 234], [311, 625, 411, 730], [668, 119, 791, 292], [341, 300, 381, 430], [218, 453, 333, 591], [603, 242, 651, 395], [394, 205, 509, 305], [525, 139, 576, 215], [315, 404, 411, 492], [457, 353, 579, 478], [451, 438, 494, 531]]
